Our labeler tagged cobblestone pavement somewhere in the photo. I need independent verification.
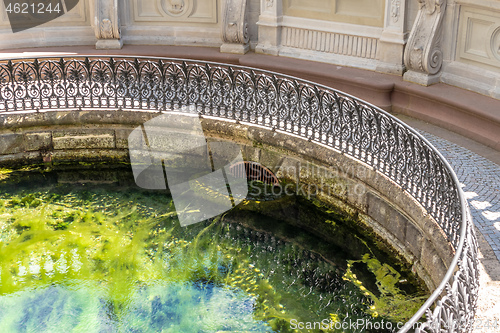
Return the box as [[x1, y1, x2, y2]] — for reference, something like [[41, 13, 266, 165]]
[[416, 130, 500, 262]]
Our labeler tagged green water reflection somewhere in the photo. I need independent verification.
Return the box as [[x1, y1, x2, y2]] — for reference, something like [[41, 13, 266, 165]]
[[0, 168, 428, 332]]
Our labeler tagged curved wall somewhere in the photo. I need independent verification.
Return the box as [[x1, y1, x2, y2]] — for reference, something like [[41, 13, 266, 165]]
[[0, 109, 455, 290]]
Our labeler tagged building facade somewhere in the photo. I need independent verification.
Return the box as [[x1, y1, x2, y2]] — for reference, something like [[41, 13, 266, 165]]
[[1, 0, 500, 99]]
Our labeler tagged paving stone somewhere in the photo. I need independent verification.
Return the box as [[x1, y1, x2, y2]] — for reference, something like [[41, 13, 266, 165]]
[[416, 129, 500, 262]]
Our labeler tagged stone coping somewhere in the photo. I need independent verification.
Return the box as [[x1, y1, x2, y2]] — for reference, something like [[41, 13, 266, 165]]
[[0, 45, 498, 150]]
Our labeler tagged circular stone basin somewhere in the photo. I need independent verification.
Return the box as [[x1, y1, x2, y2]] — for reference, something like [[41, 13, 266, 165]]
[[0, 166, 429, 332]]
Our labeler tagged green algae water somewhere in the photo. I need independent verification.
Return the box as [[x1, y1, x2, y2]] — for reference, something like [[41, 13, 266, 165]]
[[0, 167, 429, 332]]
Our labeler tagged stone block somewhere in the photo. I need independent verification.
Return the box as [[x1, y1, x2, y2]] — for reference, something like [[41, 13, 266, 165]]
[[421, 218, 455, 265], [240, 145, 260, 162], [23, 132, 52, 151], [367, 191, 386, 221], [220, 43, 249, 54], [51, 149, 128, 163], [405, 221, 424, 258], [420, 239, 448, 286], [386, 207, 407, 244], [367, 192, 405, 243], [0, 134, 23, 155], [259, 149, 284, 173], [115, 128, 134, 149], [275, 156, 300, 182], [96, 39, 123, 50], [52, 129, 115, 150]]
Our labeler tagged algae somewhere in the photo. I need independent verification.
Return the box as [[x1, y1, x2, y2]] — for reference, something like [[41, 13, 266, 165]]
[[343, 253, 428, 322], [0, 167, 429, 332]]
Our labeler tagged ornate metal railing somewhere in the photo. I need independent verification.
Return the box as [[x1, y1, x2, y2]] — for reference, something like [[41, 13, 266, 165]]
[[0, 56, 479, 332]]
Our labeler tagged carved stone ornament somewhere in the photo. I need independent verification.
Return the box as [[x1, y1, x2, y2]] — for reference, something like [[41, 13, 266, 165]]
[[220, 0, 249, 53], [391, 0, 400, 23], [161, 0, 189, 17], [100, 19, 114, 39], [491, 26, 500, 62], [404, 0, 447, 76], [94, 0, 122, 49]]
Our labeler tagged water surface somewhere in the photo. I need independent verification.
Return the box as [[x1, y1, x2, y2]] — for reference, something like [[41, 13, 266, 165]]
[[0, 167, 428, 332]]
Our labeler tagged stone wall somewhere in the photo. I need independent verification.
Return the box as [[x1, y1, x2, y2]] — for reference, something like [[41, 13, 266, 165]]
[[0, 109, 455, 290], [440, 0, 500, 98], [120, 0, 222, 47]]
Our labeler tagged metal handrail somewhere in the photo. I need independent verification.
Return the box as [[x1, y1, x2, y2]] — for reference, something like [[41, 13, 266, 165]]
[[0, 56, 479, 332]]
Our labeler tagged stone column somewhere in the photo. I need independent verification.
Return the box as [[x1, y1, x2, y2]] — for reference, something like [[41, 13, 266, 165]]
[[403, 0, 447, 85], [220, 0, 250, 54], [94, 0, 123, 49], [376, 0, 407, 74], [255, 0, 283, 55]]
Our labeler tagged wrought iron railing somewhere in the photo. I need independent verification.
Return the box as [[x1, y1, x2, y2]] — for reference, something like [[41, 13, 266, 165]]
[[0, 56, 479, 332]]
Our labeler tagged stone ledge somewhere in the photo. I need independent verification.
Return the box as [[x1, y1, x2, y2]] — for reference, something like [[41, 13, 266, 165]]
[[52, 129, 115, 150]]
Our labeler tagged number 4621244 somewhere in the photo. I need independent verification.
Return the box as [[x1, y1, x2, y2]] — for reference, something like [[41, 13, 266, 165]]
[[5, 2, 61, 14]]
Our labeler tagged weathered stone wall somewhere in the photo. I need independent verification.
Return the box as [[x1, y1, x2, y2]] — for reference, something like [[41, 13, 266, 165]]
[[0, 110, 454, 290]]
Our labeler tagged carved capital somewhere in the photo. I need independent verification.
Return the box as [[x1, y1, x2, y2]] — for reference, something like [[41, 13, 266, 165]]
[[221, 0, 249, 46], [94, 0, 121, 41], [404, 0, 447, 77]]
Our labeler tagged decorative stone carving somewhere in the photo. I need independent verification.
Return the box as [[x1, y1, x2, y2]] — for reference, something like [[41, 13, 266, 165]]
[[161, 0, 189, 17], [94, 0, 122, 49], [391, 0, 400, 23], [403, 0, 447, 85], [220, 0, 250, 54], [133, 0, 214, 23], [281, 27, 378, 59], [491, 26, 500, 62], [99, 19, 114, 39]]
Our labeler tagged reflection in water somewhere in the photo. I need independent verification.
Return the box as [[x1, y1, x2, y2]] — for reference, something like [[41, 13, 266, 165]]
[[0, 168, 428, 332]]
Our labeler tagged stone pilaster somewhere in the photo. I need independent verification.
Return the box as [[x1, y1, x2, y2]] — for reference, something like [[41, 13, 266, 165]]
[[255, 0, 283, 55], [220, 0, 250, 54], [376, 0, 407, 74], [403, 0, 447, 85], [94, 0, 123, 50]]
